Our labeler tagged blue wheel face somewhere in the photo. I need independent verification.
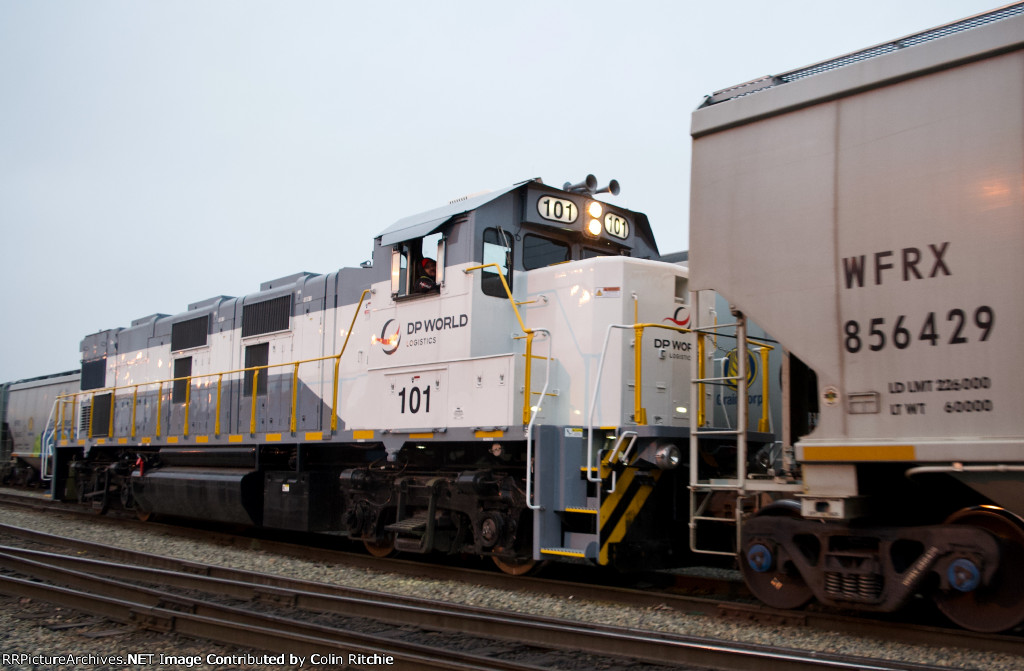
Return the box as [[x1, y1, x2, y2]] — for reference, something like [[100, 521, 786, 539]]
[[747, 543, 773, 573], [934, 508, 1024, 632], [948, 558, 981, 593]]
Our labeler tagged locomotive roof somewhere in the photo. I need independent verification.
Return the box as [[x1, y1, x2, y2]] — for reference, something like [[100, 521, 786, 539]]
[[376, 177, 659, 257], [377, 180, 531, 246]]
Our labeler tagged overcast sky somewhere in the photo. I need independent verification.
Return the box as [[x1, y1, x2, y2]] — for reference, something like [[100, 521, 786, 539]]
[[0, 0, 1005, 381]]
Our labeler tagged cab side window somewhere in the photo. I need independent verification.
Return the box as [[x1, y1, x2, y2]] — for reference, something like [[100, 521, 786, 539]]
[[481, 228, 513, 297], [391, 232, 445, 298]]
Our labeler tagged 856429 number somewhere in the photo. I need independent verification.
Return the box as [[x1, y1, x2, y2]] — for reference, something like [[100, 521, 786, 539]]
[[844, 306, 994, 354]]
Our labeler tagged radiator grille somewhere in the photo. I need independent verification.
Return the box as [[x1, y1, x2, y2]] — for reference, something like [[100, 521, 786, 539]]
[[171, 315, 210, 352], [242, 296, 291, 337]]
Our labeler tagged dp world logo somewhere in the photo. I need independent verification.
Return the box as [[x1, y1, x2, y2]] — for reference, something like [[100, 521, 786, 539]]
[[373, 319, 401, 355], [663, 306, 690, 328]]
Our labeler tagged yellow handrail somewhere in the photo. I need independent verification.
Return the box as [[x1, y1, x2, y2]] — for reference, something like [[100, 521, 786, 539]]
[[156, 381, 163, 438], [331, 289, 370, 432], [56, 288, 371, 443], [697, 332, 706, 426], [691, 324, 775, 432], [463, 263, 535, 425], [130, 386, 138, 439], [249, 368, 260, 435], [184, 376, 191, 438], [215, 374, 223, 436], [627, 322, 694, 425]]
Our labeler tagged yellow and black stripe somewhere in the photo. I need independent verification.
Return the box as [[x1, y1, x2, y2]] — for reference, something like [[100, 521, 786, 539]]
[[598, 465, 661, 565]]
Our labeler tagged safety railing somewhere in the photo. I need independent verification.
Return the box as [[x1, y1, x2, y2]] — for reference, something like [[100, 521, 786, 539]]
[[463, 262, 553, 511], [585, 296, 774, 484], [462, 263, 546, 427], [694, 325, 774, 433], [585, 316, 693, 484], [54, 290, 369, 444]]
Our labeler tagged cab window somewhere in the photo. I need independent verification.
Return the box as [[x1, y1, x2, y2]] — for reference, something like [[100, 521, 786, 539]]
[[582, 247, 615, 259], [481, 228, 513, 297], [391, 232, 444, 298], [523, 234, 569, 270]]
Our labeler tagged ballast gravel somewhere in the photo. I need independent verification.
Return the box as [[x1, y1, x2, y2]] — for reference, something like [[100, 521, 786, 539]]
[[0, 504, 1021, 671]]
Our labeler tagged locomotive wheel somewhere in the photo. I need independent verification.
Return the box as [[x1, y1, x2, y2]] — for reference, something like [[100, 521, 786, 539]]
[[739, 502, 813, 610], [933, 507, 1024, 632], [492, 554, 538, 576], [364, 537, 396, 558]]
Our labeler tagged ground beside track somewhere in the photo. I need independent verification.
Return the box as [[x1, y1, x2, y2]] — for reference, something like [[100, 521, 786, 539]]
[[0, 500, 1021, 670]]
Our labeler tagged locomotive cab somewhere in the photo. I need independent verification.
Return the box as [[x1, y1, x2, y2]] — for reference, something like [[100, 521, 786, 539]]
[[337, 178, 706, 570]]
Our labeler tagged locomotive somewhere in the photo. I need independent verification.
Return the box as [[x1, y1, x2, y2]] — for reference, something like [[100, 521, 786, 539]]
[[46, 175, 771, 576]]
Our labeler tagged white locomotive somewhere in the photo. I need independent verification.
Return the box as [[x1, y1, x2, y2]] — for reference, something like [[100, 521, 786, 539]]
[[53, 176, 768, 575]]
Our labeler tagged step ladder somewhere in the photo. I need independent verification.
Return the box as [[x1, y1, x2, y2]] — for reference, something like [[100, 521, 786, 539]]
[[688, 307, 752, 557], [687, 303, 802, 557]]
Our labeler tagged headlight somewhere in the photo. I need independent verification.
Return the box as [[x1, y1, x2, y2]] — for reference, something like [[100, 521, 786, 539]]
[[655, 444, 681, 470], [585, 219, 602, 237], [587, 201, 603, 219]]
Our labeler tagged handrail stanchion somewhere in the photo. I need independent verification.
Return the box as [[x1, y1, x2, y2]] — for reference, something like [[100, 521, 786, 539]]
[[183, 376, 191, 438], [331, 288, 370, 434], [331, 356, 342, 433], [697, 332, 706, 428], [250, 369, 260, 435], [130, 385, 138, 439], [88, 392, 95, 439], [215, 374, 223, 437], [524, 328, 552, 511], [633, 324, 647, 425], [759, 345, 770, 432], [108, 388, 115, 439], [156, 382, 163, 438], [522, 331, 534, 426], [290, 362, 300, 434]]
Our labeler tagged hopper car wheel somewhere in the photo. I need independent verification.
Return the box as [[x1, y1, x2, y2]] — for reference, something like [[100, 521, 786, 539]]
[[492, 554, 539, 576], [739, 502, 814, 610], [364, 537, 396, 558], [933, 507, 1024, 633]]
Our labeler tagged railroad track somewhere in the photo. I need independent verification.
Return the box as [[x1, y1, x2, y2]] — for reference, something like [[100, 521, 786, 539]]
[[1, 489, 1021, 666], [0, 527, 951, 671]]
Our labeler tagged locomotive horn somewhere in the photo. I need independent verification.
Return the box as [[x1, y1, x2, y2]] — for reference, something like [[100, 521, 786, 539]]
[[594, 179, 620, 196], [563, 174, 598, 194]]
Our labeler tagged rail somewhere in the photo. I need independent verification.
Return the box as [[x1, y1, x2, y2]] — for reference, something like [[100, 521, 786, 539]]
[[53, 290, 369, 444]]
